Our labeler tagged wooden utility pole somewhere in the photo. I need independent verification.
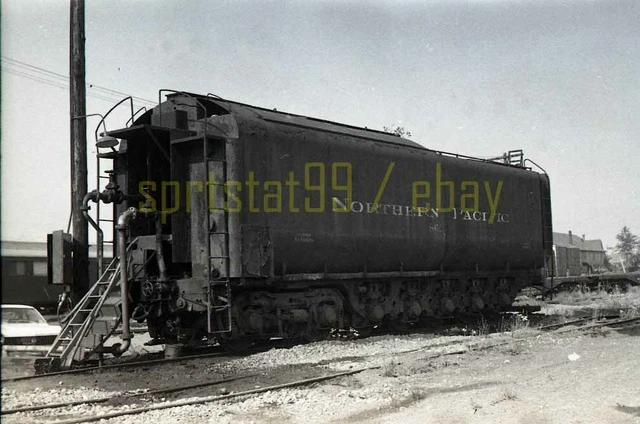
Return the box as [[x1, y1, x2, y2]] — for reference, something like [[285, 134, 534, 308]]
[[70, 0, 89, 302]]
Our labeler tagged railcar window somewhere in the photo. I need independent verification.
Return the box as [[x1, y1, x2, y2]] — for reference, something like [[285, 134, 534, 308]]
[[33, 261, 47, 276], [14, 261, 27, 276]]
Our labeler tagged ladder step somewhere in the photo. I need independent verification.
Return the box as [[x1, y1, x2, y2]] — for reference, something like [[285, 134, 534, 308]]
[[44, 256, 125, 364], [210, 232, 229, 235], [98, 219, 114, 223], [212, 306, 230, 311], [210, 256, 229, 259], [97, 152, 118, 159]]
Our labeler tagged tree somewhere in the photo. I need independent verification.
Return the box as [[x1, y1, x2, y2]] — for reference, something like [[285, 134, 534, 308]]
[[615, 226, 640, 272], [602, 253, 613, 272], [383, 126, 412, 138]]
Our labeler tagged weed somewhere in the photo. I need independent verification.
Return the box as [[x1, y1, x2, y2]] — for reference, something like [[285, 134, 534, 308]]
[[503, 387, 518, 400], [620, 305, 639, 319], [591, 306, 602, 321], [499, 312, 530, 334], [491, 386, 518, 405], [409, 388, 426, 403], [470, 398, 483, 414], [382, 360, 399, 377], [477, 316, 491, 336], [503, 338, 523, 356]]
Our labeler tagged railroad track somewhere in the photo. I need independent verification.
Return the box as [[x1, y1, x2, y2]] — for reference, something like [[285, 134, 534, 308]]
[[3, 314, 637, 384], [1, 348, 228, 383], [2, 367, 377, 424], [3, 316, 637, 423], [1, 373, 257, 415]]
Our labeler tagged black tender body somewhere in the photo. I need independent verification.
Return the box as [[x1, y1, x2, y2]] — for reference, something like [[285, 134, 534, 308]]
[[108, 92, 552, 344]]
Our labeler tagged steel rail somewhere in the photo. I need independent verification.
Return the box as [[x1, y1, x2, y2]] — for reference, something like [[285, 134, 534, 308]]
[[399, 316, 640, 358], [535, 314, 628, 331], [1, 373, 257, 415], [1, 349, 227, 383], [52, 367, 378, 424], [553, 316, 640, 333]]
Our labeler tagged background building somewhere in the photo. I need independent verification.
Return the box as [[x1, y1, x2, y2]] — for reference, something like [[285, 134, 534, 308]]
[[552, 231, 606, 276]]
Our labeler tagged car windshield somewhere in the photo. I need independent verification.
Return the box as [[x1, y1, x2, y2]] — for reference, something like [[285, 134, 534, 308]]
[[1, 307, 47, 324]]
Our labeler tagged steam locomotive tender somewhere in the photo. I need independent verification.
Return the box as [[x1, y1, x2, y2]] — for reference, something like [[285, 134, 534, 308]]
[[104, 92, 553, 348]]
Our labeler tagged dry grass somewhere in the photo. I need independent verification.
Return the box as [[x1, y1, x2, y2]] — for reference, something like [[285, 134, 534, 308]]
[[382, 360, 399, 377], [491, 386, 519, 405], [543, 287, 640, 318], [554, 286, 640, 308], [470, 397, 483, 414], [503, 338, 523, 356], [477, 316, 491, 336], [620, 305, 640, 319], [500, 312, 530, 334]]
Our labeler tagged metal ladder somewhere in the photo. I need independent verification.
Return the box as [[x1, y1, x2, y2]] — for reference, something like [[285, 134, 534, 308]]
[[506, 150, 524, 167], [95, 151, 117, 278], [45, 257, 122, 368], [487, 150, 524, 167], [205, 154, 232, 334]]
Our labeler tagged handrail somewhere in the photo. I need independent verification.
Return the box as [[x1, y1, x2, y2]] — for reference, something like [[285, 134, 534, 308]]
[[72, 113, 107, 145], [126, 106, 148, 127], [58, 237, 139, 326], [94, 96, 135, 141], [524, 158, 548, 175], [158, 89, 208, 128]]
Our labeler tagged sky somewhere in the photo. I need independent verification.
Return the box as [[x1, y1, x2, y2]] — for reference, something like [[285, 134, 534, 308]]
[[1, 0, 639, 251]]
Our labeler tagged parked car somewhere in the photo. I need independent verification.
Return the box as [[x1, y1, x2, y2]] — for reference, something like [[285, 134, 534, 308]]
[[1, 304, 61, 357]]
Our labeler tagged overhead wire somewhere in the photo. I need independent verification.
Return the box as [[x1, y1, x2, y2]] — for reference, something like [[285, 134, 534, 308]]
[[1, 56, 157, 107], [1, 66, 122, 104]]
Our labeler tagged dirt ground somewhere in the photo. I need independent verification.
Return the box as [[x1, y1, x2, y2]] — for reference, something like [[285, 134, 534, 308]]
[[2, 289, 639, 424]]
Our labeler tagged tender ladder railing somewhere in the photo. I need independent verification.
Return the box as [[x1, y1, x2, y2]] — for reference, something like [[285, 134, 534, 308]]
[[45, 256, 121, 367]]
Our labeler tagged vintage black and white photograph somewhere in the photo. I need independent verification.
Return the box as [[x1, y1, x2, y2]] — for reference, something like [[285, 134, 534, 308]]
[[1, 0, 639, 423]]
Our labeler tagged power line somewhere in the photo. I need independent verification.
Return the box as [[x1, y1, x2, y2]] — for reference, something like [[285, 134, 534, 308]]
[[2, 55, 156, 105], [1, 66, 125, 104], [1, 65, 133, 104], [1, 56, 157, 106]]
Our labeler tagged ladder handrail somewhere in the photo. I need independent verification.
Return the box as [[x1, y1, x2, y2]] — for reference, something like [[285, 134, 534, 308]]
[[47, 237, 140, 366], [58, 238, 138, 325], [57, 256, 119, 327], [57, 262, 121, 364], [46, 262, 119, 360]]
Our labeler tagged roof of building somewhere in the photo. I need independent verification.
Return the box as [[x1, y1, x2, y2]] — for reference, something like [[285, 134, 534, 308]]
[[1, 240, 113, 258], [553, 232, 605, 252]]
